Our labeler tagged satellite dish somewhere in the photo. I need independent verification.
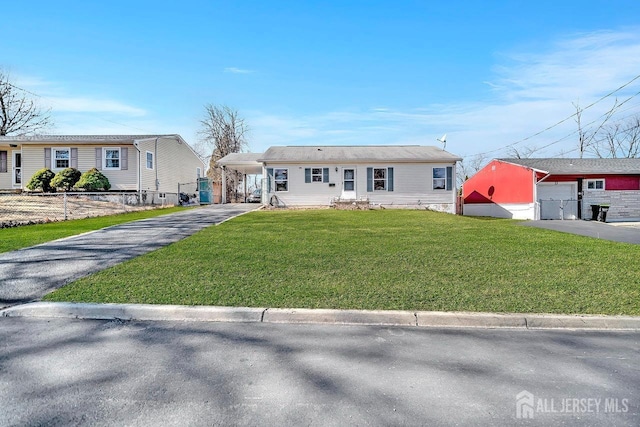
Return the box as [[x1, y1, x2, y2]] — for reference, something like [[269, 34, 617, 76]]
[[436, 134, 447, 150]]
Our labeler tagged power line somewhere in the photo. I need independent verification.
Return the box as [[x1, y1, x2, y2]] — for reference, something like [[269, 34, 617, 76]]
[[466, 72, 640, 158]]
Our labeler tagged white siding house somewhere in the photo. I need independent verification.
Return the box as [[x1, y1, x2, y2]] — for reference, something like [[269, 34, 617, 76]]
[[256, 146, 461, 212], [0, 135, 205, 194]]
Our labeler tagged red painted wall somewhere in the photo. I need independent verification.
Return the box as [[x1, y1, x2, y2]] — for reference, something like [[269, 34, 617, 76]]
[[544, 175, 640, 190], [463, 160, 534, 204], [603, 176, 640, 190]]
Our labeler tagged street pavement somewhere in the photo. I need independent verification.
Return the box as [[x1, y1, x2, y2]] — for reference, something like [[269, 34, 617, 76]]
[[0, 317, 638, 426], [520, 219, 640, 244], [0, 204, 257, 306]]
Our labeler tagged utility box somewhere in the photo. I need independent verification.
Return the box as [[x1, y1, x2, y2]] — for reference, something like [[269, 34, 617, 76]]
[[198, 178, 213, 205]]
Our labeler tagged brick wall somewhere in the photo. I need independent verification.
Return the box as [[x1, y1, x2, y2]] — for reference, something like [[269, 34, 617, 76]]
[[583, 190, 640, 220]]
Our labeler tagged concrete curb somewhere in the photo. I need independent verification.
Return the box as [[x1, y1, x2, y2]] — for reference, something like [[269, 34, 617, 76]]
[[1, 302, 266, 323], [2, 302, 640, 330], [263, 308, 416, 326]]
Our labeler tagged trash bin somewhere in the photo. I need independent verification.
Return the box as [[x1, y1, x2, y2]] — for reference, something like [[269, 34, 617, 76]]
[[590, 204, 600, 221], [599, 204, 610, 222]]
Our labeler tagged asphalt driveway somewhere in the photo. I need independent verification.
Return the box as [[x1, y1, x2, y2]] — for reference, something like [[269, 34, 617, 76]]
[[520, 220, 640, 244], [0, 204, 258, 307]]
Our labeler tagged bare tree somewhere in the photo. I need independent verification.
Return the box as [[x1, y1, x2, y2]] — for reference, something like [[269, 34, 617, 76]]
[[573, 100, 618, 158], [0, 69, 52, 136], [591, 114, 640, 158], [505, 145, 538, 159], [457, 153, 487, 187], [198, 104, 248, 201]]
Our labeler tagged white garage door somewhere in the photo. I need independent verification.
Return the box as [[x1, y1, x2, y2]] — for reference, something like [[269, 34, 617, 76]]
[[538, 183, 577, 219]]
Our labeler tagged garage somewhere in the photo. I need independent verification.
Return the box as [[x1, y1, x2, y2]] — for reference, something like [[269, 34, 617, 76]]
[[538, 182, 578, 220]]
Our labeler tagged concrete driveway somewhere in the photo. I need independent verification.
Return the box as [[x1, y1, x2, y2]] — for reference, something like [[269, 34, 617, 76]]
[[520, 220, 640, 244], [0, 204, 258, 307]]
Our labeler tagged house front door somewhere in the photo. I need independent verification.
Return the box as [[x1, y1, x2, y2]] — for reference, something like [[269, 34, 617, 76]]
[[12, 151, 21, 188], [341, 168, 356, 199]]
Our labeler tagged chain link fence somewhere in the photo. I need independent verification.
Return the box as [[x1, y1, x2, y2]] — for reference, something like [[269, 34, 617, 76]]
[[0, 192, 179, 228]]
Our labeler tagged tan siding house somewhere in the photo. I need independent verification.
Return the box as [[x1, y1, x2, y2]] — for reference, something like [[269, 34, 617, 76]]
[[0, 135, 205, 194]]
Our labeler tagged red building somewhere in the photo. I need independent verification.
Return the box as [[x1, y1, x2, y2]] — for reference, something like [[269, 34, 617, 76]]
[[463, 158, 640, 221]]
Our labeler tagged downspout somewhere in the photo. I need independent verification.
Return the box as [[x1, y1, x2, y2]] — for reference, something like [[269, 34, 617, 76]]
[[155, 137, 160, 191], [133, 140, 141, 196]]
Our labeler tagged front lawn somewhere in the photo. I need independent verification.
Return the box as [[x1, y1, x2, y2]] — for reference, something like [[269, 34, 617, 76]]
[[0, 206, 190, 253], [45, 210, 640, 315]]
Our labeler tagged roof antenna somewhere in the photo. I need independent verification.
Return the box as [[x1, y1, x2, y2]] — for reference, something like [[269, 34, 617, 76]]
[[436, 134, 447, 150]]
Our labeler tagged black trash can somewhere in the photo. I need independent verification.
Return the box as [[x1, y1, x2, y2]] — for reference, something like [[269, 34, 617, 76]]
[[590, 204, 600, 221], [599, 204, 610, 222]]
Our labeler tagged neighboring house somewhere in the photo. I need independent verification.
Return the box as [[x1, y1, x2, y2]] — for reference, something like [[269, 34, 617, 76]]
[[0, 135, 205, 194], [463, 158, 640, 221], [240, 145, 461, 212]]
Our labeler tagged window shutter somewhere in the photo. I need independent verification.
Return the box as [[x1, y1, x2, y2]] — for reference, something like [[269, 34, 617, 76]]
[[0, 151, 7, 173], [70, 148, 78, 168], [44, 148, 51, 168], [367, 167, 373, 192], [323, 168, 329, 183], [121, 147, 128, 170], [446, 166, 453, 191], [267, 168, 273, 193], [95, 148, 102, 170], [387, 167, 394, 191], [305, 168, 311, 183]]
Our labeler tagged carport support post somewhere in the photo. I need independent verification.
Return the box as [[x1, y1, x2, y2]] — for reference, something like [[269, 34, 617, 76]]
[[244, 173, 247, 203], [222, 166, 227, 204]]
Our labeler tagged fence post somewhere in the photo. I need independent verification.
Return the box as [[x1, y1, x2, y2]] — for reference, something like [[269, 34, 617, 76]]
[[63, 193, 68, 221]]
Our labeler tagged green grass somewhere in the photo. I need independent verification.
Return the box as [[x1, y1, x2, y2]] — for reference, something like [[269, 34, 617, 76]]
[[45, 210, 640, 315], [0, 206, 190, 253]]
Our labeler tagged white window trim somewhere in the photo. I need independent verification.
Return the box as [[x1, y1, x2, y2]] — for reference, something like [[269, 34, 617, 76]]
[[146, 151, 154, 170], [196, 167, 202, 178], [586, 179, 605, 191], [311, 167, 323, 183], [274, 168, 289, 192], [52, 147, 71, 171], [433, 167, 447, 190], [103, 147, 121, 170], [373, 168, 387, 191]]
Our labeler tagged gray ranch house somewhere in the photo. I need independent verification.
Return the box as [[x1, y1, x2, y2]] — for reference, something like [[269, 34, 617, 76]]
[[219, 145, 461, 213]]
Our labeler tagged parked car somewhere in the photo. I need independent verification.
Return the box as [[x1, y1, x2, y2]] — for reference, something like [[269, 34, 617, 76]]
[[247, 189, 262, 203]]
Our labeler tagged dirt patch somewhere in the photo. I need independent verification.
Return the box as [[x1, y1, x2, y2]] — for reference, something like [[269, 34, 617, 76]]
[[0, 194, 170, 227]]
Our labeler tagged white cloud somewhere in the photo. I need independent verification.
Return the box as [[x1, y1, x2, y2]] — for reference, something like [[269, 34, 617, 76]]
[[224, 67, 253, 74], [45, 97, 147, 116], [247, 28, 640, 159]]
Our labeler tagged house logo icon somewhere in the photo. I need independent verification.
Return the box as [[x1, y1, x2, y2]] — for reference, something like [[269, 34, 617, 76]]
[[516, 390, 535, 419]]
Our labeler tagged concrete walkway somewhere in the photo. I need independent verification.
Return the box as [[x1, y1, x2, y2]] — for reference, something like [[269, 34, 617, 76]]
[[520, 219, 640, 244], [0, 204, 258, 306]]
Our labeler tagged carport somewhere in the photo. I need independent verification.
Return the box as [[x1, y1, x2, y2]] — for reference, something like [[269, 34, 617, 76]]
[[216, 153, 263, 203]]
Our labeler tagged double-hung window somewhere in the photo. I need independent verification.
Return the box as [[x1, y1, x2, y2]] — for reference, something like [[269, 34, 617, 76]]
[[305, 167, 329, 183], [104, 148, 121, 170], [146, 151, 154, 170], [53, 148, 70, 169], [366, 167, 394, 192], [274, 168, 288, 191], [433, 167, 453, 191]]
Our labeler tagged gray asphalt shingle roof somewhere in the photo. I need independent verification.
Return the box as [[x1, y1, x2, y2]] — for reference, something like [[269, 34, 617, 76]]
[[258, 145, 461, 163], [500, 158, 640, 175], [217, 153, 264, 164], [0, 135, 179, 144]]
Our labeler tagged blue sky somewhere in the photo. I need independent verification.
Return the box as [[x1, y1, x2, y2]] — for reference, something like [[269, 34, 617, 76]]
[[3, 0, 640, 160]]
